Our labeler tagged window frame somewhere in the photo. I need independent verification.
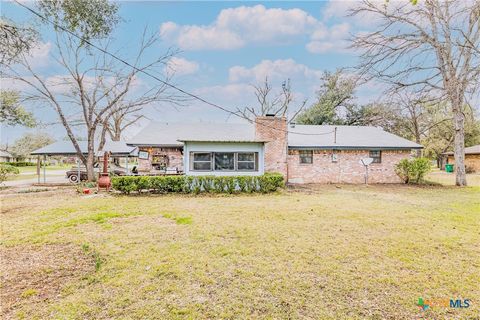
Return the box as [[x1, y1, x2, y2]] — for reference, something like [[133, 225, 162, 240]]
[[369, 150, 382, 163], [191, 152, 213, 171], [236, 152, 257, 172], [190, 151, 258, 172], [299, 150, 313, 164]]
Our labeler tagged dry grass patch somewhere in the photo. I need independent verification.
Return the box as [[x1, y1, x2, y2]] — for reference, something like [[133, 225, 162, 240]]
[[0, 243, 95, 319]]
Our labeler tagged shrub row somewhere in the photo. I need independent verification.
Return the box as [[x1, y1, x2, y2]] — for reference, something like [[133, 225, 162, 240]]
[[111, 173, 284, 194], [0, 161, 36, 167]]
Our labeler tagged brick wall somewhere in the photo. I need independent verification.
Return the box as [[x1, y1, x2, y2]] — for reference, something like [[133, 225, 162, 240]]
[[138, 147, 184, 172], [287, 149, 411, 184], [255, 116, 288, 176], [447, 154, 480, 173]]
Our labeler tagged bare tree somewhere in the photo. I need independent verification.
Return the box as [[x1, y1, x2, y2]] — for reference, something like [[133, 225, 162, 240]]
[[237, 77, 306, 120], [97, 103, 145, 151], [351, 0, 480, 186], [388, 92, 451, 157], [4, 29, 179, 180]]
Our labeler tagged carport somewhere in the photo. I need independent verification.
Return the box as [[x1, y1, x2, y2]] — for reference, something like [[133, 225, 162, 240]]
[[31, 141, 138, 184]]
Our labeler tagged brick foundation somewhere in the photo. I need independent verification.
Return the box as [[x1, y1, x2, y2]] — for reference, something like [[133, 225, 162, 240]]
[[287, 149, 411, 184]]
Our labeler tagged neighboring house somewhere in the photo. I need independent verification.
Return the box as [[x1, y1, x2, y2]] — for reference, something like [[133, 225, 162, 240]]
[[128, 115, 422, 184], [442, 145, 480, 173], [0, 150, 16, 162]]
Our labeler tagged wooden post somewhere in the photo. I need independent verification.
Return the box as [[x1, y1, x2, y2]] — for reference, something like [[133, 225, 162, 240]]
[[37, 156, 40, 183], [43, 154, 46, 183]]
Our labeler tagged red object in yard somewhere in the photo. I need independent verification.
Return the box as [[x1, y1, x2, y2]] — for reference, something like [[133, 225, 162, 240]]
[[83, 188, 91, 194], [98, 151, 111, 191]]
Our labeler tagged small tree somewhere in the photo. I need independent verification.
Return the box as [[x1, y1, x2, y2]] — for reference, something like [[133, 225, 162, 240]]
[[10, 133, 54, 160], [0, 164, 19, 184], [395, 158, 431, 184]]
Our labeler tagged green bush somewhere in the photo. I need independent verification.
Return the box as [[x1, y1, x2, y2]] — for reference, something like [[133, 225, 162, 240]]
[[395, 157, 431, 184], [111, 173, 284, 195], [0, 161, 36, 167], [0, 164, 20, 183]]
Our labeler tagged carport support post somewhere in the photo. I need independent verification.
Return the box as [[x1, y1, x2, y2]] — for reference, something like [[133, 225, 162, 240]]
[[43, 155, 46, 183], [77, 158, 81, 183], [37, 156, 40, 183]]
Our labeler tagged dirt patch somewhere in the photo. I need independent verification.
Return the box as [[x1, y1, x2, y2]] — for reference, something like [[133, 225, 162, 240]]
[[0, 243, 95, 319]]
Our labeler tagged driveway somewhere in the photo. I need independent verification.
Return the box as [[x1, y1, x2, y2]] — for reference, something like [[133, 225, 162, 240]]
[[3, 170, 69, 187]]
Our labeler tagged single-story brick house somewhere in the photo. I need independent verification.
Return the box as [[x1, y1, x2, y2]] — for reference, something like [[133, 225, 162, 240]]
[[442, 145, 480, 173], [128, 115, 421, 184], [0, 150, 16, 163]]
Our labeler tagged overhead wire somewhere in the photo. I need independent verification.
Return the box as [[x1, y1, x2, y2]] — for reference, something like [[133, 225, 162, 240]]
[[13, 0, 336, 137]]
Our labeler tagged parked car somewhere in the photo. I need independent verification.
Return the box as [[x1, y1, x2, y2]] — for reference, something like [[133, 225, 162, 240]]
[[66, 163, 137, 183]]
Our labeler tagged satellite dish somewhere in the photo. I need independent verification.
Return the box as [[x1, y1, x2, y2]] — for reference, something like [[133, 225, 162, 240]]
[[359, 157, 374, 166], [359, 157, 374, 184]]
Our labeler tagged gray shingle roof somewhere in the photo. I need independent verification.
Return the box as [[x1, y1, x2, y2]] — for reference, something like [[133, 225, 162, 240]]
[[288, 125, 422, 149], [444, 144, 480, 155], [31, 141, 138, 156], [127, 121, 422, 150], [0, 150, 13, 158], [128, 122, 256, 146]]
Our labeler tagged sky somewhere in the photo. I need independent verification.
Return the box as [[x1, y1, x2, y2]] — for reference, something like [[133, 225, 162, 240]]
[[1, 0, 381, 145]]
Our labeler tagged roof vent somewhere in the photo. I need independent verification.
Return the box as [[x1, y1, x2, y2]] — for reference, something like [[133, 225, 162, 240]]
[[290, 121, 296, 128], [265, 113, 276, 117]]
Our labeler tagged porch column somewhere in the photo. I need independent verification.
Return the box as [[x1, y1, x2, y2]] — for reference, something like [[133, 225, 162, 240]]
[[43, 154, 46, 183]]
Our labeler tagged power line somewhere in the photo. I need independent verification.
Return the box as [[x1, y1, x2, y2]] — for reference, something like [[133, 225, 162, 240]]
[[13, 0, 335, 137]]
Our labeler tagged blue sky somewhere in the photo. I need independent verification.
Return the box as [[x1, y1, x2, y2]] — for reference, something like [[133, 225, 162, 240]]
[[1, 1, 378, 144]]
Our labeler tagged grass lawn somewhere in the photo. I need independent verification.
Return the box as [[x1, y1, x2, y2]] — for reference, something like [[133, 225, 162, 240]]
[[1, 183, 479, 319]]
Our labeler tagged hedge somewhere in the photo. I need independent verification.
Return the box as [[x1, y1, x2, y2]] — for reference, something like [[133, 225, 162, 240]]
[[0, 161, 36, 167], [111, 173, 284, 194]]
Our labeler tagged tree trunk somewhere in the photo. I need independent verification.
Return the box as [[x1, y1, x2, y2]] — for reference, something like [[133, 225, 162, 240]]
[[86, 132, 96, 181], [453, 109, 467, 186], [98, 122, 109, 152], [415, 136, 422, 158]]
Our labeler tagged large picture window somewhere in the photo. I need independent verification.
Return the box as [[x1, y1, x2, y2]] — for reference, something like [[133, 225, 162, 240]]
[[192, 152, 212, 170], [190, 152, 258, 172], [369, 150, 382, 163], [215, 153, 235, 171]]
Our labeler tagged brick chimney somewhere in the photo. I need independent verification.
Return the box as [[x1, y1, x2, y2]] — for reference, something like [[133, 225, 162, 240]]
[[255, 114, 288, 176]]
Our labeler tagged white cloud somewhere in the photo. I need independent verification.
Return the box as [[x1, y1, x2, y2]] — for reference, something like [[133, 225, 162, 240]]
[[26, 41, 52, 68], [159, 5, 320, 50], [306, 23, 350, 54], [166, 57, 199, 76], [229, 59, 323, 83]]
